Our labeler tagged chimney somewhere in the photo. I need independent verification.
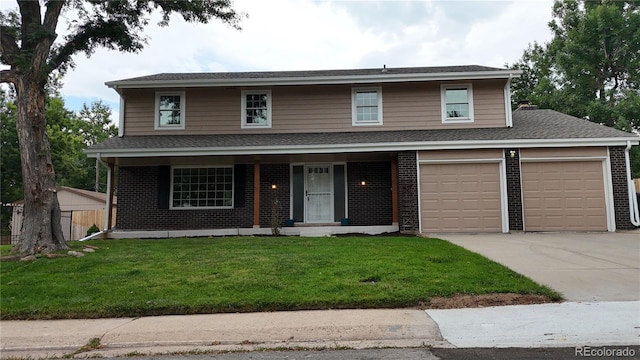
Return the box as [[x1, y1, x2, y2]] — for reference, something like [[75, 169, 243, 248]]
[[517, 100, 538, 110]]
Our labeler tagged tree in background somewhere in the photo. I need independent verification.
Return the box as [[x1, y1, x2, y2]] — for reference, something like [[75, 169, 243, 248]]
[[1, 88, 118, 236], [0, 1, 243, 254], [508, 0, 640, 175]]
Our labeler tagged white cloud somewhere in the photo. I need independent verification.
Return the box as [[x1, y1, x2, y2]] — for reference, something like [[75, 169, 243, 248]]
[[1, 0, 557, 111]]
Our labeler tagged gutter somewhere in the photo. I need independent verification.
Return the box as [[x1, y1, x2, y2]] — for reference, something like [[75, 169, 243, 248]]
[[624, 141, 640, 226], [96, 152, 114, 231], [85, 137, 640, 159], [105, 70, 523, 89]]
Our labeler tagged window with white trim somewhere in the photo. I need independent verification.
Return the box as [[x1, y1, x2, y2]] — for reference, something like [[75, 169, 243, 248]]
[[441, 84, 474, 123], [171, 166, 234, 209], [241, 90, 272, 128], [155, 91, 186, 129], [352, 87, 383, 126]]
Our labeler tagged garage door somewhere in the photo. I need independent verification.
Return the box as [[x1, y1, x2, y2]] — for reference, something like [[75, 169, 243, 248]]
[[521, 161, 607, 231], [420, 162, 502, 232]]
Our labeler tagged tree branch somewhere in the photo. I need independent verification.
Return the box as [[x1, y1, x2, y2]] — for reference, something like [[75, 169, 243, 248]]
[[48, 19, 144, 72], [32, 0, 65, 72], [42, 0, 65, 33], [0, 69, 18, 84], [0, 25, 20, 66], [17, 0, 41, 52]]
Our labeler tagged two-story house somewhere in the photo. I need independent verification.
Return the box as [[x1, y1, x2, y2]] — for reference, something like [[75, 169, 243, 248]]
[[86, 65, 640, 238]]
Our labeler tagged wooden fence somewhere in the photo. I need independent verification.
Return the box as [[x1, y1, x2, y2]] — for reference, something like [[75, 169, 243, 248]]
[[71, 209, 117, 240], [634, 178, 640, 193], [9, 208, 116, 243]]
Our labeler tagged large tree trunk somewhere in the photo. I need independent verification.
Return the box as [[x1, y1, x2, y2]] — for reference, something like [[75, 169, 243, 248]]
[[13, 76, 68, 255]]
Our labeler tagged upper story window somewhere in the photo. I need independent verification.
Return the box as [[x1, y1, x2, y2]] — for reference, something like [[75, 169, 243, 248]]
[[171, 166, 234, 209], [441, 84, 474, 123], [241, 90, 272, 128], [155, 91, 186, 130], [352, 87, 383, 126]]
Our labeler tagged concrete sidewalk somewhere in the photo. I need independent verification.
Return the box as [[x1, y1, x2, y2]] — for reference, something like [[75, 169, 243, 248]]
[[2, 302, 639, 358], [427, 301, 640, 348], [0, 309, 446, 358]]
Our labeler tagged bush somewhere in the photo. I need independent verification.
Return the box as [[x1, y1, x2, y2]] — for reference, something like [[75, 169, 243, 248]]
[[86, 224, 100, 236]]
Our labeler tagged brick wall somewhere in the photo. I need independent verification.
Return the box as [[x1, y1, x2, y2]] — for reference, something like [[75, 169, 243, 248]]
[[397, 151, 419, 232], [259, 164, 290, 228], [116, 165, 254, 230], [347, 161, 393, 226], [609, 146, 636, 230], [505, 148, 523, 231]]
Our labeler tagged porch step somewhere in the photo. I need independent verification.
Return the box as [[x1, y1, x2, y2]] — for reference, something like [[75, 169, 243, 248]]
[[298, 227, 332, 237]]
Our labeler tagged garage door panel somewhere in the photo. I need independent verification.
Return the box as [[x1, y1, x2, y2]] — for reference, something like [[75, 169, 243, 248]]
[[420, 162, 502, 233], [522, 161, 607, 231]]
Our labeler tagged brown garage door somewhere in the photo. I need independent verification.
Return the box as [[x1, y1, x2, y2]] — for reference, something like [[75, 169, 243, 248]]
[[420, 163, 502, 232], [521, 161, 607, 231]]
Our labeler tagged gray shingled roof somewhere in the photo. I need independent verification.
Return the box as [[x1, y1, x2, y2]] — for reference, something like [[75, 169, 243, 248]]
[[110, 65, 505, 83], [87, 109, 638, 155]]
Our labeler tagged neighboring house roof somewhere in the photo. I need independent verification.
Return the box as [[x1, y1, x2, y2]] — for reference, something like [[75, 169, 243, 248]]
[[8, 187, 116, 206], [58, 186, 117, 205], [86, 109, 639, 158], [106, 65, 520, 89]]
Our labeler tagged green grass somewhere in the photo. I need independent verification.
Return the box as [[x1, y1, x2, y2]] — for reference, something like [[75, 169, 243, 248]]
[[0, 236, 560, 319]]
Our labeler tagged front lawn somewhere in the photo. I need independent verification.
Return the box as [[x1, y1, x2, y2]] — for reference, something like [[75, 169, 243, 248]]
[[0, 236, 560, 319]]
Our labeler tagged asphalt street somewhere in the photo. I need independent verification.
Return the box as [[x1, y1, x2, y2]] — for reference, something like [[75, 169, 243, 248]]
[[91, 346, 640, 360]]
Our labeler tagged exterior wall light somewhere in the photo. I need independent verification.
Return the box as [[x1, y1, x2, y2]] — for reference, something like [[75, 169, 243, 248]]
[[509, 150, 516, 158], [360, 181, 366, 186], [271, 184, 277, 189]]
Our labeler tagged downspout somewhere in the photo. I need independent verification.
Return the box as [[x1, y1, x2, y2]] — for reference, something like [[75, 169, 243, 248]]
[[504, 74, 514, 128], [625, 141, 640, 226], [96, 152, 114, 231]]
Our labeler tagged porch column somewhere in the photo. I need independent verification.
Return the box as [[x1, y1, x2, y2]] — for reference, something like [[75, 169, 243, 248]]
[[253, 160, 260, 228], [391, 156, 399, 225], [106, 163, 115, 230]]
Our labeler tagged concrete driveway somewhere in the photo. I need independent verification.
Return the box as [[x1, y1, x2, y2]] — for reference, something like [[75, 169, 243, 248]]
[[437, 231, 640, 302]]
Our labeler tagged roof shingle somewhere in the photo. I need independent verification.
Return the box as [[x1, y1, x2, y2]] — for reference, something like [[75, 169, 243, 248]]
[[87, 109, 638, 154]]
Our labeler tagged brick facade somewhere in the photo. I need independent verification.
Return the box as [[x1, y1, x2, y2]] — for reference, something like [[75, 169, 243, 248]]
[[116, 165, 254, 230], [259, 164, 291, 228], [116, 162, 396, 231], [346, 161, 393, 226], [505, 148, 523, 231], [397, 151, 419, 232], [609, 146, 636, 230]]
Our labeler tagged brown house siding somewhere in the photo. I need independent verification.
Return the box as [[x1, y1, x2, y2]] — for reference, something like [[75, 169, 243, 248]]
[[347, 162, 393, 226], [122, 79, 508, 135], [610, 146, 636, 230]]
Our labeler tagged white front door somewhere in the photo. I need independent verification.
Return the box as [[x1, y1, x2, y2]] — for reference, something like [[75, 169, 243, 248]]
[[305, 165, 333, 223]]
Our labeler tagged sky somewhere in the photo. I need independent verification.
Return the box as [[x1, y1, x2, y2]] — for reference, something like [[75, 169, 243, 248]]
[[1, 0, 556, 123]]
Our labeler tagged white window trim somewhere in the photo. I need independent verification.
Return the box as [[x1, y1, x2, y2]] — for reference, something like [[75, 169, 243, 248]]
[[441, 83, 474, 124], [154, 91, 186, 130], [352, 87, 383, 126], [169, 165, 234, 210], [241, 90, 272, 129]]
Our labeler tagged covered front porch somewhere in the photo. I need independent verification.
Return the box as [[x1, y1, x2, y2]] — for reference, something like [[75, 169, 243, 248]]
[[91, 151, 418, 239]]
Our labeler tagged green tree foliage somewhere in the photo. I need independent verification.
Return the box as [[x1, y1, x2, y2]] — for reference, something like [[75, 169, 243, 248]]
[[509, 0, 640, 128], [508, 0, 640, 175], [0, 1, 243, 254]]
